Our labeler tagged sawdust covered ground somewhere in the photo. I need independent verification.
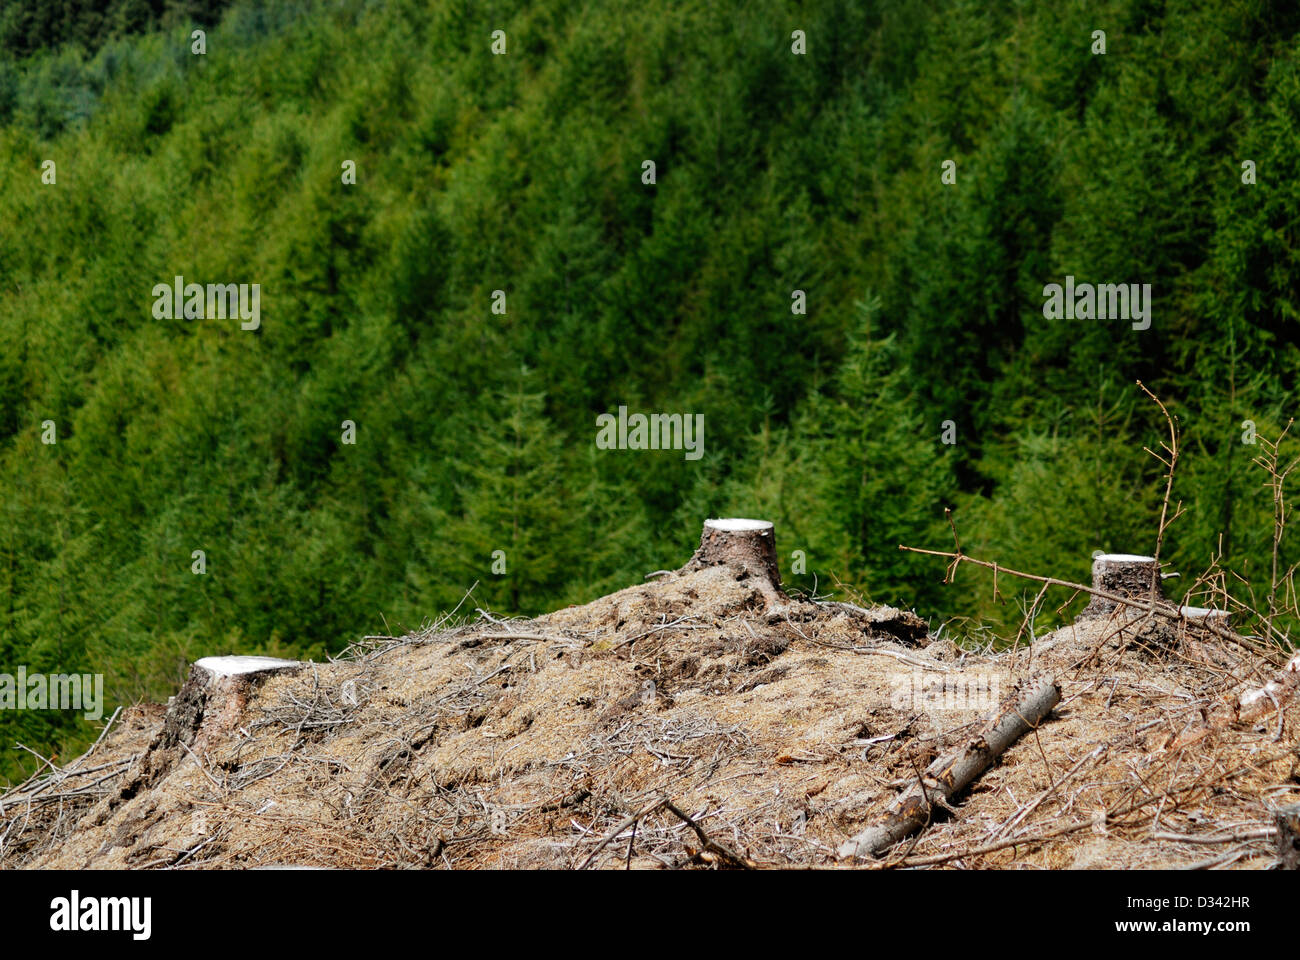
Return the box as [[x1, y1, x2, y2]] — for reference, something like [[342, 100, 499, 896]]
[[2, 563, 1296, 869]]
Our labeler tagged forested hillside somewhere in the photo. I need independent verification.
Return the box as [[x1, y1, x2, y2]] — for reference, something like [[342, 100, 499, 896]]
[[0, 1, 232, 59], [2, 0, 1298, 780]]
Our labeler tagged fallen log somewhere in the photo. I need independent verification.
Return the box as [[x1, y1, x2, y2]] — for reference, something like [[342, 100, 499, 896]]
[[838, 673, 1060, 859]]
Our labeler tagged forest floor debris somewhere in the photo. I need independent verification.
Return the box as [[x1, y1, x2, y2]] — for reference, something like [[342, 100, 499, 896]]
[[2, 526, 1296, 870]]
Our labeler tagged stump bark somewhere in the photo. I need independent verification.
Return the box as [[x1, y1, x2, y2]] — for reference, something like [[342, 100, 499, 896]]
[[161, 655, 301, 752], [680, 518, 785, 606], [1079, 553, 1163, 619]]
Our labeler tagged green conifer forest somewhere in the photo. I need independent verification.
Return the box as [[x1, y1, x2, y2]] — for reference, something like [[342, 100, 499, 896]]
[[1, 0, 1297, 780]]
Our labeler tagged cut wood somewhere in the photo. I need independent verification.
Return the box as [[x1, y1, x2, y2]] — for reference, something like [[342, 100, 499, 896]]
[[680, 518, 785, 606], [1178, 606, 1231, 630], [162, 656, 303, 754], [194, 655, 301, 677], [838, 673, 1060, 859], [1170, 654, 1298, 750], [1079, 554, 1162, 619]]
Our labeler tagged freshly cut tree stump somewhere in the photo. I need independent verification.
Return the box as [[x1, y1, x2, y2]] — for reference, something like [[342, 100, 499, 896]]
[[838, 674, 1060, 859], [1277, 803, 1300, 870], [1078, 553, 1163, 619], [680, 518, 785, 607], [194, 655, 301, 677], [685, 519, 782, 584], [161, 655, 302, 752]]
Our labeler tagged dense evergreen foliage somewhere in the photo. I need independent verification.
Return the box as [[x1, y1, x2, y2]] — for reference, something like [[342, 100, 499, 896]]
[[0, 1, 232, 60], [2, 0, 1298, 779]]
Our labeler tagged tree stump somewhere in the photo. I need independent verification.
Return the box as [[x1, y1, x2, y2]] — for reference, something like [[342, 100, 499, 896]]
[[161, 655, 302, 752], [680, 518, 785, 606], [1277, 803, 1300, 870], [1078, 553, 1163, 619]]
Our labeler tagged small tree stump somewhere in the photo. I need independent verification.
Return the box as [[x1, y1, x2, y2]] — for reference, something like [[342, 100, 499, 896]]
[[1079, 553, 1163, 619], [1277, 803, 1300, 870], [161, 656, 302, 752], [680, 518, 785, 606]]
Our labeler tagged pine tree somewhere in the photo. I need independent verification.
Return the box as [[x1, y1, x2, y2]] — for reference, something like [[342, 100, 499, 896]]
[[413, 367, 575, 617], [719, 298, 957, 608]]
